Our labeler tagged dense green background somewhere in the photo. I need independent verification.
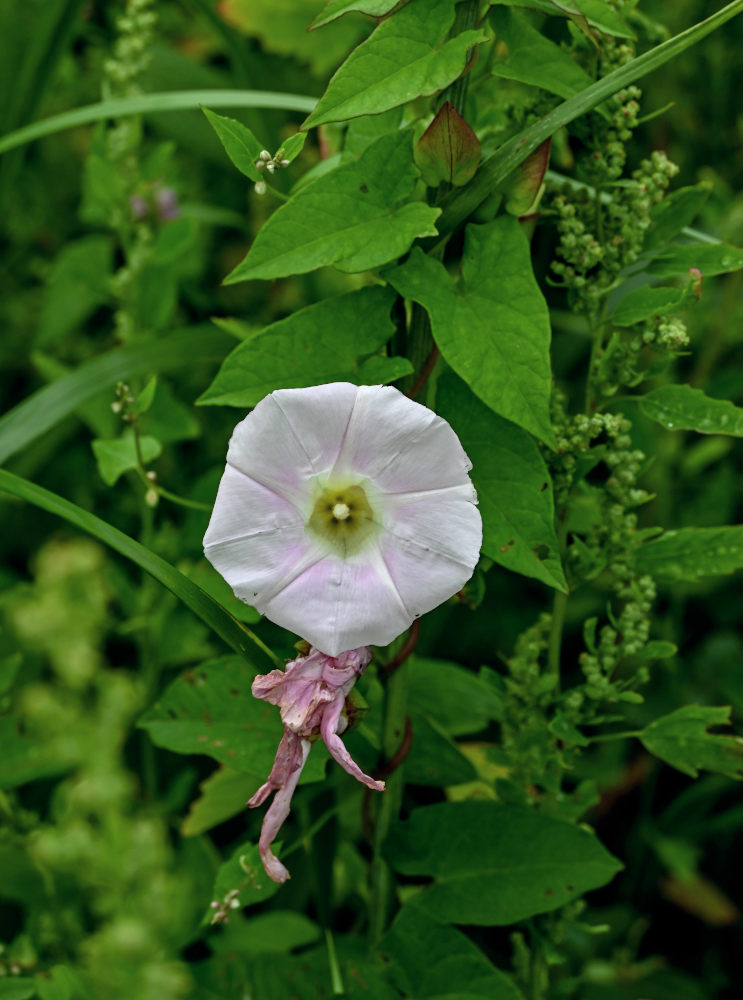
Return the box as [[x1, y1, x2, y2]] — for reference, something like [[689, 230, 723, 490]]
[[1, 2, 743, 998]]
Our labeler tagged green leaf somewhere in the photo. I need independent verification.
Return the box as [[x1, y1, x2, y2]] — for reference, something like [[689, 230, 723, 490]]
[[492, 0, 632, 38], [142, 381, 201, 442], [501, 138, 551, 217], [644, 182, 713, 251], [0, 326, 231, 467], [202, 107, 263, 181], [639, 705, 743, 779], [345, 107, 404, 155], [35, 966, 87, 1000], [198, 286, 405, 406], [216, 912, 321, 955], [303, 0, 486, 128], [635, 526, 743, 582], [439, 1, 743, 236], [37, 235, 113, 347], [406, 714, 477, 787], [384, 802, 622, 924], [415, 101, 481, 187], [0, 470, 272, 664], [0, 653, 21, 696], [132, 376, 158, 415], [182, 560, 261, 625], [437, 377, 565, 589], [389, 221, 555, 445], [210, 840, 281, 916], [221, 0, 370, 78], [0, 981, 36, 1000], [490, 8, 595, 100], [139, 655, 328, 782], [639, 640, 678, 661], [646, 242, 743, 278], [639, 385, 743, 436], [408, 656, 504, 735], [277, 132, 306, 163], [0, 89, 317, 156], [610, 285, 689, 326], [225, 130, 439, 283], [310, 0, 400, 30], [355, 355, 413, 383], [151, 216, 199, 265], [570, 0, 632, 36], [182, 767, 262, 837], [0, 716, 82, 789], [91, 430, 161, 486], [381, 905, 524, 1000]]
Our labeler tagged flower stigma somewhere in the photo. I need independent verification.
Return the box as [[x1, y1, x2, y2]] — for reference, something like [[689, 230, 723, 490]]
[[307, 481, 379, 557]]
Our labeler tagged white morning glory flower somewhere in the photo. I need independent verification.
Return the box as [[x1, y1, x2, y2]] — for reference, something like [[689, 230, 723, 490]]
[[203, 382, 482, 656]]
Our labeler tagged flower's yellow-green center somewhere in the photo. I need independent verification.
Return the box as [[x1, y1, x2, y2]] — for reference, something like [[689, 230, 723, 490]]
[[307, 483, 378, 556]]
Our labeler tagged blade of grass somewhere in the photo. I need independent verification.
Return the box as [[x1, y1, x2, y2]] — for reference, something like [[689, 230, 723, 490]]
[[0, 89, 318, 156], [0, 326, 233, 466], [439, 0, 743, 234], [0, 468, 280, 668]]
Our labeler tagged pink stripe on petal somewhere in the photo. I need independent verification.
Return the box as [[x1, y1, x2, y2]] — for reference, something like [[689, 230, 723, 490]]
[[263, 553, 411, 656]]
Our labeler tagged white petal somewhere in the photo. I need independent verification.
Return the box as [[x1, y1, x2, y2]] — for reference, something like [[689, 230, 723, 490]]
[[331, 384, 473, 492], [204, 464, 317, 604], [227, 384, 361, 505], [374, 486, 482, 615], [261, 551, 412, 656], [226, 394, 314, 507], [378, 484, 482, 565], [271, 383, 359, 476]]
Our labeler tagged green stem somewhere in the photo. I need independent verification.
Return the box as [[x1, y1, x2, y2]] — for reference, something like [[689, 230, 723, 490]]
[[325, 928, 344, 995], [368, 660, 409, 946], [546, 519, 569, 690], [436, 0, 480, 114], [546, 589, 567, 694], [282, 800, 343, 860], [402, 303, 434, 397]]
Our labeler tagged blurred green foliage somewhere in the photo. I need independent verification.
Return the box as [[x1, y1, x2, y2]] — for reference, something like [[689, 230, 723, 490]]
[[1, 1, 743, 998]]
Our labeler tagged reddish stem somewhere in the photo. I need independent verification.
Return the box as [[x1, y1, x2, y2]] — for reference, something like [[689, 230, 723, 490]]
[[406, 345, 440, 400], [381, 618, 420, 674]]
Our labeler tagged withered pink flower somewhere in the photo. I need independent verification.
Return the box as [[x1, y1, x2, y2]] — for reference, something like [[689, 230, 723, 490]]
[[248, 645, 383, 883], [203, 383, 482, 656]]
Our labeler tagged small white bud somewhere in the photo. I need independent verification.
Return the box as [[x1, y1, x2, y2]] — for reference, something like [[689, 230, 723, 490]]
[[266, 162, 275, 174], [111, 401, 123, 413], [254, 181, 267, 196], [280, 159, 290, 168], [259, 150, 271, 161], [145, 488, 159, 507], [229, 898, 240, 909], [145, 470, 157, 482], [255, 160, 265, 170]]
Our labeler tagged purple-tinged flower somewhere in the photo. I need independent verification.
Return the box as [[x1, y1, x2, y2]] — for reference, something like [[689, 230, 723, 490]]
[[248, 645, 382, 883], [204, 383, 482, 656], [129, 194, 149, 221], [155, 186, 180, 221]]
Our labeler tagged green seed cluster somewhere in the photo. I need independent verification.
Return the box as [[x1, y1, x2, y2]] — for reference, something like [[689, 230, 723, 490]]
[[103, 0, 157, 95], [551, 151, 679, 316], [99, 0, 160, 341], [552, 405, 656, 710], [500, 612, 557, 799]]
